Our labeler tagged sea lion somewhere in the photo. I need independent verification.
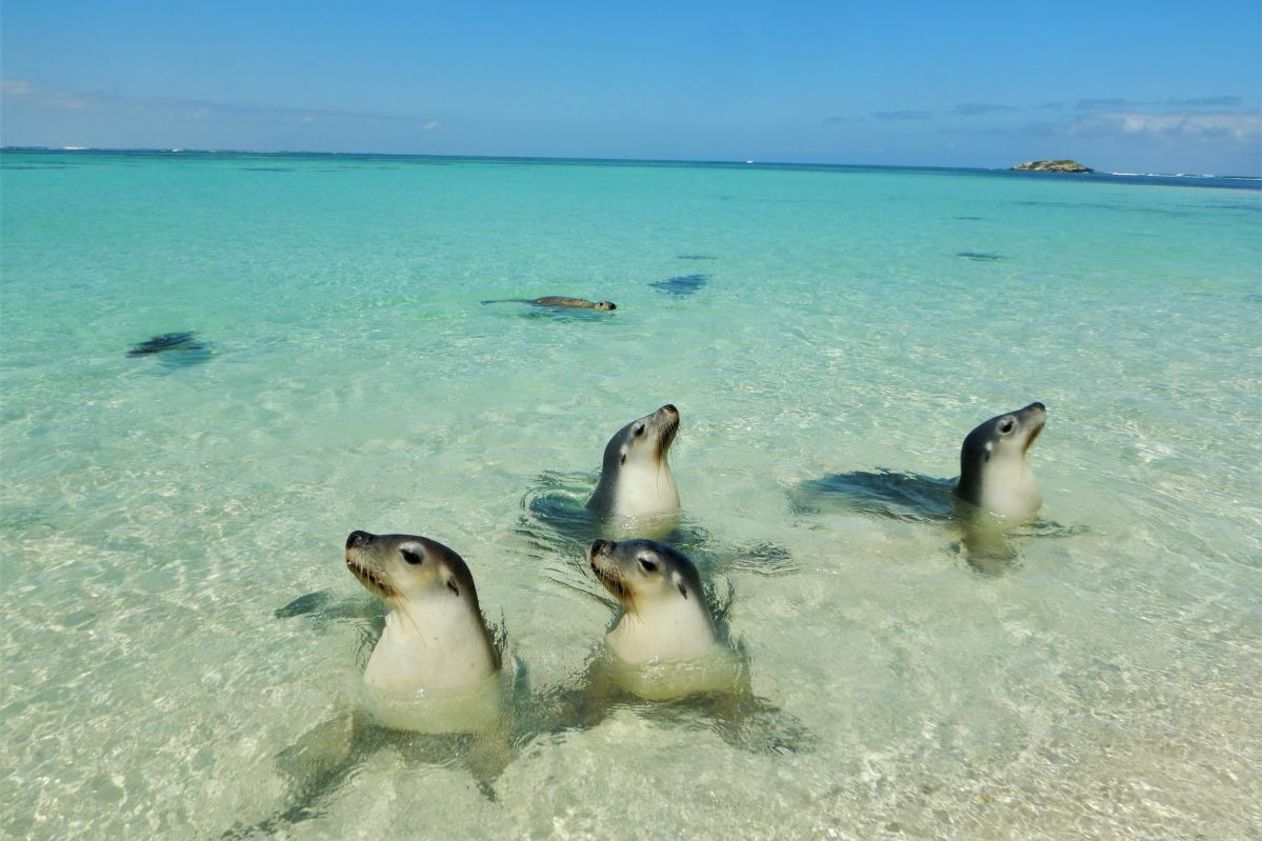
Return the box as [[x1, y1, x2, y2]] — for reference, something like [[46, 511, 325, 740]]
[[219, 532, 508, 835], [481, 296, 616, 311], [586, 404, 681, 534], [344, 530, 501, 732], [649, 274, 708, 296], [586, 538, 739, 700], [124, 330, 206, 356], [952, 401, 1047, 521]]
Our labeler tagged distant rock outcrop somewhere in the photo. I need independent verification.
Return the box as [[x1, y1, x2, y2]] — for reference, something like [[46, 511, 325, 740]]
[[1011, 159, 1094, 173]]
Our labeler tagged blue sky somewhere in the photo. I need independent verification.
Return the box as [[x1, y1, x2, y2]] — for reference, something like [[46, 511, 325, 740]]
[[3, 1, 1260, 174]]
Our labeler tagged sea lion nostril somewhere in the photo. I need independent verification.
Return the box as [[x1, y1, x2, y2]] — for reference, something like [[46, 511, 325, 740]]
[[346, 530, 371, 549], [662, 404, 678, 414], [1030, 401, 1046, 412]]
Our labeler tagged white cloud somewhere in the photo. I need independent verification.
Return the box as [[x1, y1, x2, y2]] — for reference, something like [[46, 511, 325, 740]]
[[1, 79, 36, 96], [1074, 110, 1261, 143]]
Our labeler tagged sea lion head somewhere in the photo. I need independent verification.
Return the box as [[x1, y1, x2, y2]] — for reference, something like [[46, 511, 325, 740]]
[[586, 538, 720, 669], [601, 403, 679, 475], [955, 401, 1047, 519], [960, 401, 1046, 465], [344, 530, 482, 611], [344, 529, 499, 708], [586, 404, 683, 526], [587, 538, 703, 611]]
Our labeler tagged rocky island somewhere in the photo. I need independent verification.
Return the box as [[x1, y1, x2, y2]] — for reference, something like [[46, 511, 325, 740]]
[[1011, 159, 1095, 173]]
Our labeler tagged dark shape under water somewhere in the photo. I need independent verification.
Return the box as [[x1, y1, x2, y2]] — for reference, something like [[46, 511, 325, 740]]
[[274, 592, 333, 619], [482, 296, 615, 311], [482, 299, 619, 323], [650, 273, 709, 296], [789, 469, 956, 522], [125, 331, 212, 365], [677, 254, 718, 261], [957, 251, 1003, 262], [126, 332, 199, 356], [273, 591, 385, 626]]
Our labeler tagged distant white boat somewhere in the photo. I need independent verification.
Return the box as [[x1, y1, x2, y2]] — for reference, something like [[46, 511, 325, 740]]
[[62, 146, 87, 151], [744, 159, 754, 164]]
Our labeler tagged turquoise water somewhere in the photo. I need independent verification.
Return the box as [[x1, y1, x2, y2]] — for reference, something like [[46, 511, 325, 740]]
[[2, 150, 1260, 839]]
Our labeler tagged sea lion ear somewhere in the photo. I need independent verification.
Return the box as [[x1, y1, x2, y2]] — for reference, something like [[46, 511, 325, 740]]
[[446, 577, 460, 597], [672, 570, 687, 599]]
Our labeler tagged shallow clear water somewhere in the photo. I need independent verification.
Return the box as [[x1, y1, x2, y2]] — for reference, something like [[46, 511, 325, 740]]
[[2, 151, 1260, 840]]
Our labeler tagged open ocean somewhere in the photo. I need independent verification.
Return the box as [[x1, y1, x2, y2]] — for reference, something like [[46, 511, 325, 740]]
[[2, 149, 1260, 840]]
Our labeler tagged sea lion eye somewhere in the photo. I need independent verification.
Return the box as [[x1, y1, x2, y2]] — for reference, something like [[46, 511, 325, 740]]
[[999, 419, 1015, 435], [633, 425, 645, 437], [638, 556, 658, 573], [400, 549, 423, 565]]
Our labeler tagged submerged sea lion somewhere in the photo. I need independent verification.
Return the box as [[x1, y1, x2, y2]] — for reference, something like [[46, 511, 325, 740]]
[[344, 530, 501, 731], [649, 274, 708, 296], [587, 538, 739, 699], [481, 296, 616, 311], [953, 401, 1047, 521], [125, 331, 209, 359], [586, 404, 681, 535]]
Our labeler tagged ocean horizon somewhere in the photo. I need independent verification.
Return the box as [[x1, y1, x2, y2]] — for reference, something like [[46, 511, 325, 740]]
[[6, 145, 1262, 186], [2, 148, 1259, 839]]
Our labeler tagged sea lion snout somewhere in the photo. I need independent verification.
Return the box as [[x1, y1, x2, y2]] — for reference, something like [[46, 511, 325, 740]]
[[1028, 401, 1046, 413], [661, 404, 678, 415], [346, 530, 373, 550]]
